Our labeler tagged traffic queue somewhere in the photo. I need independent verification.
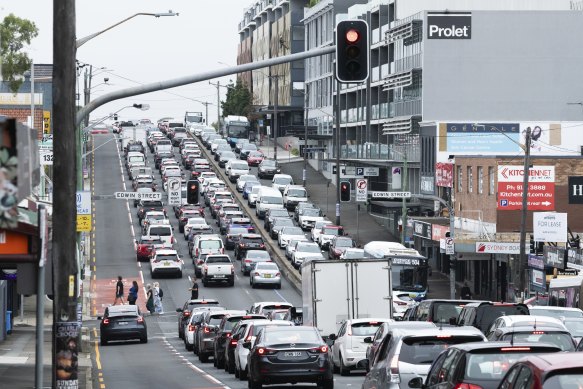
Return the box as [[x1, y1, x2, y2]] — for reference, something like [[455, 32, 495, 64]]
[[107, 118, 583, 389]]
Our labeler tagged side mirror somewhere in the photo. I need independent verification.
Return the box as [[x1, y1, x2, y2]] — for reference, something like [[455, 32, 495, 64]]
[[328, 334, 337, 341], [242, 341, 251, 349], [363, 336, 373, 344], [176, 308, 183, 312], [408, 377, 423, 389], [135, 240, 139, 244]]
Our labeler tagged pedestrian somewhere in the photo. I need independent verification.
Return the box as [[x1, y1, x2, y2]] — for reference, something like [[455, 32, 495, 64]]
[[113, 276, 124, 305], [145, 284, 155, 315], [461, 282, 472, 300], [189, 278, 199, 299], [128, 280, 139, 305], [153, 282, 164, 314]]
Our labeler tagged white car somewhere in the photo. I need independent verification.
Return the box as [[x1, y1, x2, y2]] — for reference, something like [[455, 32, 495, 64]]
[[285, 237, 309, 260], [272, 174, 294, 193], [291, 241, 322, 268], [250, 262, 281, 289], [277, 226, 306, 248], [198, 171, 217, 183], [330, 318, 392, 375], [183, 218, 208, 238], [236, 174, 259, 192], [234, 319, 294, 380], [183, 307, 224, 351], [298, 208, 325, 230], [150, 249, 182, 278], [392, 293, 417, 319], [211, 138, 228, 154], [247, 186, 261, 207], [311, 220, 333, 241], [226, 160, 250, 183]]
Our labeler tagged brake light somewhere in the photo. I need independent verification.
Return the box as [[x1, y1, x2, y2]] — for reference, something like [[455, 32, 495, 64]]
[[230, 340, 238, 346], [220, 248, 224, 254], [532, 331, 545, 335], [137, 317, 144, 324], [309, 345, 328, 353], [389, 355, 400, 383], [188, 325, 195, 332], [204, 327, 211, 334], [195, 248, 199, 257], [500, 347, 531, 351], [245, 260, 252, 263], [231, 266, 235, 274], [395, 301, 407, 306], [103, 318, 110, 325], [436, 335, 452, 338], [254, 272, 260, 276], [184, 311, 190, 317], [276, 272, 281, 277], [454, 384, 483, 389]]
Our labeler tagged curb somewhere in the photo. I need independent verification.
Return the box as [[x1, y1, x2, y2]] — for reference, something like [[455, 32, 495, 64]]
[[191, 134, 302, 293]]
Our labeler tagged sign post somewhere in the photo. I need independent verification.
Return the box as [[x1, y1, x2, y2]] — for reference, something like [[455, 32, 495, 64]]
[[76, 191, 91, 232], [355, 178, 368, 202], [167, 178, 181, 206]]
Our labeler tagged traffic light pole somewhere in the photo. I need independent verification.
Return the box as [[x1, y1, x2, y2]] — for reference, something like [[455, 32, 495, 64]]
[[334, 66, 341, 226], [517, 128, 532, 301], [400, 154, 408, 245]]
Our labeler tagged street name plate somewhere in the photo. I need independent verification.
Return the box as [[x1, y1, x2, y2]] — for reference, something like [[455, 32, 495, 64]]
[[114, 192, 162, 200], [370, 191, 411, 199]]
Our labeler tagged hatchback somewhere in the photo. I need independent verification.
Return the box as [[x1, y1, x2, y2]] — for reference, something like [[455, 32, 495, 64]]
[[213, 313, 265, 369], [456, 302, 529, 334], [99, 305, 147, 346]]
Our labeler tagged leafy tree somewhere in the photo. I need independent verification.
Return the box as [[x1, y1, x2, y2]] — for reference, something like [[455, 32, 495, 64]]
[[220, 79, 253, 119], [0, 14, 39, 93]]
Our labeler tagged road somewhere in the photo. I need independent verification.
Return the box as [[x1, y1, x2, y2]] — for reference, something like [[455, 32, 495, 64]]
[[87, 132, 366, 389]]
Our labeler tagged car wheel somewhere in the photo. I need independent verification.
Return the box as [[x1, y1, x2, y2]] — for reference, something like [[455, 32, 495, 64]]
[[100, 337, 108, 346], [320, 378, 334, 389], [150, 270, 155, 279], [179, 226, 184, 233], [248, 378, 262, 389], [199, 352, 209, 363], [216, 355, 224, 369], [239, 367, 247, 380], [276, 283, 281, 289], [227, 358, 236, 374], [203, 279, 208, 287], [177, 271, 182, 278], [251, 279, 255, 288], [339, 354, 350, 376], [229, 280, 235, 287], [186, 341, 193, 351], [140, 337, 148, 344]]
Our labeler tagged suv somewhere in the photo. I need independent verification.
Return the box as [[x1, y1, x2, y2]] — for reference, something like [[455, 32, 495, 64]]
[[264, 208, 291, 232], [212, 313, 264, 369], [191, 235, 224, 277], [234, 234, 266, 260], [196, 310, 239, 363], [150, 248, 182, 278], [456, 302, 529, 334], [282, 185, 308, 211], [176, 298, 221, 340], [272, 174, 294, 192], [137, 200, 165, 225], [317, 225, 345, 250], [409, 299, 474, 325]]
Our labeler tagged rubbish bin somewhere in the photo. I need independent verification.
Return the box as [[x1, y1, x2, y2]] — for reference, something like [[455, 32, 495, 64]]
[[5, 311, 11, 334]]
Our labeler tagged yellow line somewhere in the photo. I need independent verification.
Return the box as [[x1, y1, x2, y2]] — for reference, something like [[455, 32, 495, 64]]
[[93, 265, 96, 271], [94, 340, 102, 370], [93, 274, 96, 280], [93, 306, 96, 316], [99, 372, 103, 377], [100, 384, 105, 389], [92, 249, 96, 255], [93, 328, 97, 337], [98, 377, 104, 382]]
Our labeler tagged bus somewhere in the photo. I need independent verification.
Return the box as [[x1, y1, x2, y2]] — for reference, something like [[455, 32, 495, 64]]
[[222, 115, 250, 147], [549, 276, 583, 309], [363, 241, 429, 301]]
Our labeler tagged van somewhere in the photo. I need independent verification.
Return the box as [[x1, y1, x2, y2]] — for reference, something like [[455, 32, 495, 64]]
[[456, 301, 530, 334], [282, 185, 308, 211], [145, 224, 175, 248], [255, 187, 284, 219], [191, 234, 225, 277]]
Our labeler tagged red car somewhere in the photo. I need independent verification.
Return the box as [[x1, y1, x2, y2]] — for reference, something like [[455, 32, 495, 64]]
[[135, 235, 165, 261], [328, 236, 356, 260], [246, 151, 265, 166], [497, 352, 583, 389]]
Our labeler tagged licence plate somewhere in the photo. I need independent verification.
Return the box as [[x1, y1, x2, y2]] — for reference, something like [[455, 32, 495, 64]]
[[164, 262, 170, 266], [118, 321, 128, 325], [215, 275, 225, 278], [264, 274, 272, 278], [284, 352, 302, 357]]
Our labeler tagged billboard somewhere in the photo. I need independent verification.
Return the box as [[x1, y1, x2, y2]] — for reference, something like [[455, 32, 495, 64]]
[[435, 162, 453, 187], [497, 166, 555, 211]]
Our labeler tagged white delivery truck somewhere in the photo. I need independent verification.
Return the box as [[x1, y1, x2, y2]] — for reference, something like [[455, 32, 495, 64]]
[[301, 258, 393, 338], [121, 126, 148, 150]]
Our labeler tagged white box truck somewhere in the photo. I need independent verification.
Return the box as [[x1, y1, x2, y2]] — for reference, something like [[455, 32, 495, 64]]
[[301, 258, 393, 337], [121, 126, 148, 150]]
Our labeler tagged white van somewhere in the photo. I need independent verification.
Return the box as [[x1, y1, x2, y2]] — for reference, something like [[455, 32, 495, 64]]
[[145, 224, 175, 248], [282, 185, 308, 211], [255, 187, 284, 219]]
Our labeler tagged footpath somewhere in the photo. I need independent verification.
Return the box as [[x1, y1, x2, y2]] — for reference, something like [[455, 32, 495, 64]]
[[260, 143, 451, 299]]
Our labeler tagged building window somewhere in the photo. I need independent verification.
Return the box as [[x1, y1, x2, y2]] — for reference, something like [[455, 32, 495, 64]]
[[489, 167, 495, 195], [457, 166, 463, 193], [467, 166, 473, 193], [478, 166, 483, 194]]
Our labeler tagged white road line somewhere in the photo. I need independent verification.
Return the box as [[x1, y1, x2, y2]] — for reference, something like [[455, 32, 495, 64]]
[[274, 289, 289, 303]]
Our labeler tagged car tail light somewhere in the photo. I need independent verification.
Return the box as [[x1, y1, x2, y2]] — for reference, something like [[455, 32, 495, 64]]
[[184, 311, 190, 317], [204, 327, 211, 334], [276, 272, 281, 277], [203, 265, 208, 274], [188, 324, 195, 332], [500, 347, 531, 351], [103, 318, 110, 325], [532, 331, 545, 335], [309, 345, 328, 353], [454, 384, 483, 389], [254, 272, 260, 276], [137, 316, 144, 324], [259, 244, 265, 248], [231, 266, 235, 274], [195, 248, 199, 257], [220, 248, 224, 254], [395, 301, 407, 306], [257, 347, 275, 355], [245, 259, 252, 263], [230, 340, 238, 346], [389, 355, 400, 383]]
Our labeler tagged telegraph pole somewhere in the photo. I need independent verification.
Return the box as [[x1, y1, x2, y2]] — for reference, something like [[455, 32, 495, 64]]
[[517, 128, 532, 301], [209, 81, 221, 132], [201, 101, 211, 124], [273, 75, 278, 161], [53, 1, 79, 387]]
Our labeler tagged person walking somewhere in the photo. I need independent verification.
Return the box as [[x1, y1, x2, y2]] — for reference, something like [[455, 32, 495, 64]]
[[461, 282, 473, 300], [189, 278, 199, 299], [128, 280, 139, 305], [145, 284, 155, 315], [113, 276, 124, 305], [153, 282, 164, 314]]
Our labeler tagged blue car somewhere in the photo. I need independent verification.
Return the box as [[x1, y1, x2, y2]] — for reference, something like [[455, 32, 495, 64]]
[[242, 181, 261, 199]]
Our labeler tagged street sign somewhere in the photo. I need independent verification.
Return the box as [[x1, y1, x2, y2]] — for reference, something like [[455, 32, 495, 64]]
[[167, 178, 182, 206], [114, 192, 162, 200], [497, 166, 555, 211], [76, 215, 92, 232], [445, 238, 454, 255], [370, 191, 411, 199], [76, 191, 91, 215], [39, 134, 53, 165], [355, 178, 368, 202], [533, 212, 568, 243], [355, 167, 380, 177]]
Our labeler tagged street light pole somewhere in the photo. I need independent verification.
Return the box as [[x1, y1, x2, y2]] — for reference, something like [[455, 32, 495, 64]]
[[303, 83, 308, 187], [400, 154, 408, 245], [517, 128, 532, 301], [273, 75, 279, 161]]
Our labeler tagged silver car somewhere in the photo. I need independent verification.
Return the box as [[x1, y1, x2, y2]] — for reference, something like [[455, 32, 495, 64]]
[[278, 226, 306, 248], [250, 262, 281, 289]]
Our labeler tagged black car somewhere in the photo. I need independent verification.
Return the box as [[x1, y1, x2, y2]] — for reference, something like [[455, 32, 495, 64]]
[[408, 342, 562, 389], [246, 326, 333, 389], [264, 208, 292, 232], [137, 200, 165, 224], [99, 305, 147, 345], [407, 299, 474, 325], [176, 298, 221, 340], [213, 313, 265, 369], [234, 234, 266, 260], [225, 227, 248, 250], [270, 217, 295, 240], [456, 302, 529, 334], [154, 152, 173, 169], [257, 159, 281, 179]]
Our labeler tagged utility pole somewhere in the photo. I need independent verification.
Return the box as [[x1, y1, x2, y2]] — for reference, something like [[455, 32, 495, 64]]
[[517, 128, 532, 301], [273, 75, 279, 161], [448, 187, 456, 299], [201, 101, 211, 124], [400, 154, 408, 245], [303, 83, 309, 187], [83, 65, 93, 128], [52, 1, 79, 389], [334, 66, 341, 226], [209, 81, 221, 132]]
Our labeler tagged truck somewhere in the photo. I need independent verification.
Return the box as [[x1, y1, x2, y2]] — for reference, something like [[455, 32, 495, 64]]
[[184, 111, 204, 127], [301, 258, 393, 337], [120, 126, 148, 151], [201, 254, 235, 287]]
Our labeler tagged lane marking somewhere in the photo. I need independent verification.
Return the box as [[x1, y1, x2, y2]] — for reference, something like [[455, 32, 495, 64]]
[[94, 340, 102, 370], [274, 289, 289, 303]]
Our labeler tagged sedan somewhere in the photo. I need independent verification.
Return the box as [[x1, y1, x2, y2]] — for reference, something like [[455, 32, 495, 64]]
[[236, 174, 259, 192], [246, 326, 333, 389], [278, 226, 306, 248], [241, 250, 272, 275], [292, 242, 322, 268], [242, 181, 261, 199], [250, 262, 281, 289], [328, 236, 356, 260], [99, 305, 147, 346], [246, 151, 264, 166]]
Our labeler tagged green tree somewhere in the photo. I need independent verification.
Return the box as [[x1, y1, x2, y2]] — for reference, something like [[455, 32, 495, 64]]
[[0, 14, 39, 93], [220, 79, 253, 118]]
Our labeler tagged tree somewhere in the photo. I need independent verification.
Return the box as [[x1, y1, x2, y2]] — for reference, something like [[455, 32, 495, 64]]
[[0, 14, 39, 93], [220, 79, 253, 118]]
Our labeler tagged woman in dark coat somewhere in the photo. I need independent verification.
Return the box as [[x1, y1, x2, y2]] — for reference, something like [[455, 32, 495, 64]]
[[145, 284, 155, 314]]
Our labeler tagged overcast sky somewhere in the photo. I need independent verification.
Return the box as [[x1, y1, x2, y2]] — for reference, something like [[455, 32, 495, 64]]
[[2, 0, 252, 124]]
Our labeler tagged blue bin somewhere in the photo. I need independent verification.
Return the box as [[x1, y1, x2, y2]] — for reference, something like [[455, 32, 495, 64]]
[[5, 311, 12, 334]]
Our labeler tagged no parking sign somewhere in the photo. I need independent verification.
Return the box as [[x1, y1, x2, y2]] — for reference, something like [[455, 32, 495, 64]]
[[355, 178, 368, 202]]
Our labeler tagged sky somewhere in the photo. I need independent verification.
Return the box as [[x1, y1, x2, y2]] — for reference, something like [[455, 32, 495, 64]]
[[1, 0, 252, 125]]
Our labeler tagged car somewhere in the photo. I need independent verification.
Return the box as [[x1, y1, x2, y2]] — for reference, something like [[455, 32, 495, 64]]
[[264, 208, 292, 232], [226, 160, 250, 182], [183, 218, 209, 238], [141, 210, 168, 234], [409, 299, 474, 325], [241, 250, 272, 275], [328, 236, 356, 260], [242, 180, 260, 199], [144, 224, 175, 249], [246, 325, 334, 389], [456, 302, 529, 334], [233, 319, 294, 380], [201, 254, 235, 286], [269, 217, 295, 240], [211, 138, 228, 154], [218, 212, 246, 234], [496, 352, 583, 389], [178, 210, 205, 233], [196, 310, 242, 363], [135, 235, 165, 262], [329, 318, 393, 375], [361, 327, 487, 389], [294, 201, 318, 222], [234, 234, 266, 261], [257, 159, 281, 179], [213, 313, 265, 369], [191, 235, 224, 276], [311, 220, 333, 241], [248, 186, 262, 207], [298, 207, 325, 230], [408, 342, 563, 389], [291, 241, 322, 268], [218, 151, 237, 167], [236, 174, 259, 192], [285, 237, 310, 260], [246, 151, 264, 166], [234, 138, 250, 153], [283, 185, 309, 211], [317, 225, 345, 249], [183, 306, 225, 351], [214, 143, 232, 160], [150, 248, 182, 278], [250, 262, 281, 289], [225, 227, 248, 250], [248, 301, 295, 316], [99, 305, 147, 346], [137, 200, 165, 225], [176, 298, 221, 340], [561, 317, 583, 342], [239, 143, 258, 159], [278, 226, 306, 248], [392, 292, 418, 319], [272, 173, 294, 192], [186, 225, 215, 255], [340, 248, 366, 259], [528, 305, 583, 318]]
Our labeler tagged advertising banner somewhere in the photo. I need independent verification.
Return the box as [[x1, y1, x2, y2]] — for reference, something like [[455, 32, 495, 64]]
[[445, 123, 520, 153], [435, 162, 453, 187], [533, 212, 568, 243], [497, 166, 555, 211], [56, 322, 80, 388]]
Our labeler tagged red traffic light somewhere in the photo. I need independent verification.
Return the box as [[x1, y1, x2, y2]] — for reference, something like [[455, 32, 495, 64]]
[[341, 184, 348, 190], [346, 29, 360, 44], [190, 185, 197, 190]]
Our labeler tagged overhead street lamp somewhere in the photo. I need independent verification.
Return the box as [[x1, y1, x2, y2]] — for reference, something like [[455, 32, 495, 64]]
[[76, 10, 179, 48]]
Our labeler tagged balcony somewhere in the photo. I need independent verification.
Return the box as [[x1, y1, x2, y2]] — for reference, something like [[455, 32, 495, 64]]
[[390, 98, 421, 117], [394, 53, 422, 73]]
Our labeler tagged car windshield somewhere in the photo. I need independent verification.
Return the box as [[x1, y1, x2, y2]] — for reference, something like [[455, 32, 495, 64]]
[[242, 237, 263, 244], [270, 210, 289, 217], [264, 329, 320, 345], [350, 321, 383, 336], [531, 308, 583, 318], [282, 227, 304, 236], [209, 316, 225, 326], [343, 250, 365, 259], [543, 374, 583, 388], [140, 238, 163, 244], [465, 352, 543, 380], [287, 188, 307, 197], [249, 151, 263, 157], [433, 302, 467, 324], [156, 255, 177, 261], [246, 250, 271, 259], [142, 201, 162, 207], [303, 209, 320, 216], [501, 332, 575, 351], [231, 163, 248, 170], [274, 177, 292, 185], [251, 187, 261, 194], [323, 227, 342, 235], [399, 336, 484, 365], [262, 160, 277, 167], [256, 263, 278, 271], [239, 175, 255, 182], [477, 305, 529, 333], [297, 244, 320, 253], [206, 256, 231, 264], [137, 187, 153, 193], [243, 144, 257, 151], [263, 196, 282, 204], [564, 320, 583, 337], [149, 227, 171, 236], [228, 228, 248, 235], [335, 238, 353, 248], [221, 152, 236, 159], [200, 240, 222, 249]]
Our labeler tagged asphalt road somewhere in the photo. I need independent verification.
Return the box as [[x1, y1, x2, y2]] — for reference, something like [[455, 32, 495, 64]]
[[88, 132, 366, 389]]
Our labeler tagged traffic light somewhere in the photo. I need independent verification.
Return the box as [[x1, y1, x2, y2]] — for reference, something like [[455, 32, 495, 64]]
[[336, 19, 369, 83], [529, 235, 535, 254], [187, 180, 199, 204], [113, 114, 118, 121], [340, 181, 351, 202]]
